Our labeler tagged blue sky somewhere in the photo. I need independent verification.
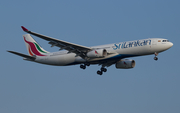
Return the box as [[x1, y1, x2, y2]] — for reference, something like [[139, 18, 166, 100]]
[[1, 0, 180, 113]]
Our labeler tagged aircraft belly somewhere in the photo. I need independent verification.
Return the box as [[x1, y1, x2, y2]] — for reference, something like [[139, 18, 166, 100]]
[[35, 54, 76, 66]]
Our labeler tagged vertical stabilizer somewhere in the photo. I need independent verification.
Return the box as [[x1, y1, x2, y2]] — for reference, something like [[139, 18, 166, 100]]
[[23, 34, 49, 56]]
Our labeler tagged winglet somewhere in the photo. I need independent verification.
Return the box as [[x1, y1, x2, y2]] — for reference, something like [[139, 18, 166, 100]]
[[21, 26, 29, 32]]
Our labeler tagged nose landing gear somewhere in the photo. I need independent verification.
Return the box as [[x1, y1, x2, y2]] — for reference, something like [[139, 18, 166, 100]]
[[154, 57, 158, 60], [154, 52, 158, 61]]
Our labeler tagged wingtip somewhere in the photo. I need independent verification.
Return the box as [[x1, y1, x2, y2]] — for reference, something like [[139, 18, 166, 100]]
[[7, 50, 13, 53], [21, 26, 29, 31]]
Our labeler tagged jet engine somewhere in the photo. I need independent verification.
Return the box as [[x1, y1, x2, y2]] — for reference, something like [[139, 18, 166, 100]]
[[87, 49, 107, 58], [115, 59, 135, 69]]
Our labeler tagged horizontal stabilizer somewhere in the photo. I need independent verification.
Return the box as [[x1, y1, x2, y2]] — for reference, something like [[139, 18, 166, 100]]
[[7, 51, 36, 60]]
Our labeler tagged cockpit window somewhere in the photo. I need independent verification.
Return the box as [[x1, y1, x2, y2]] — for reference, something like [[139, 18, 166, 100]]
[[162, 40, 169, 42]]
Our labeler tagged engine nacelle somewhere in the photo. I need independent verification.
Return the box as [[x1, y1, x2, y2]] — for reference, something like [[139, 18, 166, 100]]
[[115, 59, 135, 69], [87, 49, 107, 58]]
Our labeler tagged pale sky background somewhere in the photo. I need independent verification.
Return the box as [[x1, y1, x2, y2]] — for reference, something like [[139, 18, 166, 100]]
[[1, 0, 180, 113]]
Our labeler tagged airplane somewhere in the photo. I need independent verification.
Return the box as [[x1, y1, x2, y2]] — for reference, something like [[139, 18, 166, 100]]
[[8, 26, 173, 75]]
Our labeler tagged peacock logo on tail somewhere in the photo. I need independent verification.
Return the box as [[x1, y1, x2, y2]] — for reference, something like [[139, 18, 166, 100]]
[[24, 36, 48, 56]]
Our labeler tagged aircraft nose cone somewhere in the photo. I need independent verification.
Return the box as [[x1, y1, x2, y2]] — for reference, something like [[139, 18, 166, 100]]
[[170, 42, 173, 47], [167, 42, 173, 49]]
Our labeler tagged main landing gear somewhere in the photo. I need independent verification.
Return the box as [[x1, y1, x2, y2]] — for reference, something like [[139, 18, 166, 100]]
[[97, 67, 107, 75], [80, 62, 90, 70], [154, 52, 158, 61], [80, 63, 107, 75]]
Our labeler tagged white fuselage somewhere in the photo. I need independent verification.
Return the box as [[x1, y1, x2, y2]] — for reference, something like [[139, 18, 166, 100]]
[[33, 38, 173, 66]]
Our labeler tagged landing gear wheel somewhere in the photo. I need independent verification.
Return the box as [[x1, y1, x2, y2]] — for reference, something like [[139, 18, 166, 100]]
[[85, 63, 90, 66], [80, 65, 86, 69], [97, 70, 103, 75], [82, 66, 86, 69], [154, 57, 158, 61], [101, 68, 107, 72], [80, 65, 83, 68]]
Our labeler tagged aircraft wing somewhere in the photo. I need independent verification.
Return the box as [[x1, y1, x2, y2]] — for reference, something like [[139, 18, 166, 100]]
[[21, 26, 92, 58]]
